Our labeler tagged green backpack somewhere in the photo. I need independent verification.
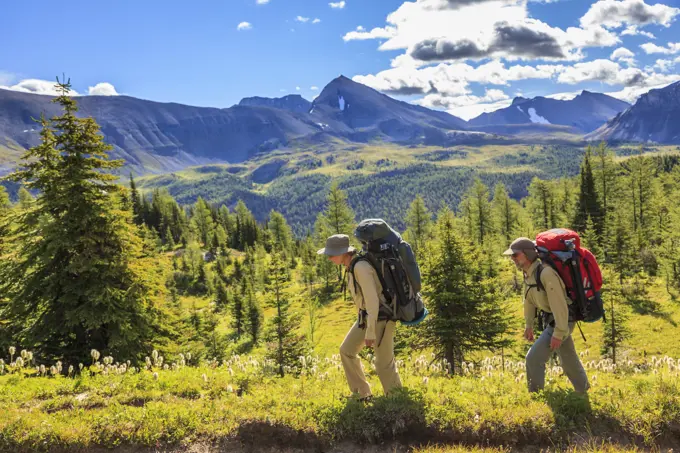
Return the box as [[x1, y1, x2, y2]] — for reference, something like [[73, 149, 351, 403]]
[[350, 219, 428, 325]]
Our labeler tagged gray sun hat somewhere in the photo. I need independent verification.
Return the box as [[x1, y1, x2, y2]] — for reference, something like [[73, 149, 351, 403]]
[[317, 234, 356, 256], [503, 237, 538, 260]]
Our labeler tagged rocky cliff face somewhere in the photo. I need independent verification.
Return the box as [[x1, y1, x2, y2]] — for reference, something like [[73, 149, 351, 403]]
[[586, 81, 680, 144]]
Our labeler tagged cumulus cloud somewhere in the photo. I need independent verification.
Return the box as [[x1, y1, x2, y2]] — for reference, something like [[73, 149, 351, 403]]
[[343, 0, 621, 65], [416, 88, 509, 110], [651, 59, 676, 72], [0, 78, 120, 97], [580, 0, 679, 29], [237, 22, 252, 30], [88, 82, 119, 96], [353, 60, 564, 97], [329, 1, 346, 8], [296, 16, 310, 23], [256, 0, 269, 4], [0, 79, 79, 96], [605, 74, 680, 102], [610, 47, 637, 66], [448, 98, 514, 120], [640, 42, 680, 54], [343, 26, 397, 41], [556, 59, 645, 86], [311, 86, 319, 90], [621, 25, 656, 38], [312, 18, 321, 24]]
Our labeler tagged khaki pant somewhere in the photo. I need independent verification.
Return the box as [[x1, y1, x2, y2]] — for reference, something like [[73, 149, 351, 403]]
[[340, 319, 402, 398], [526, 322, 589, 393]]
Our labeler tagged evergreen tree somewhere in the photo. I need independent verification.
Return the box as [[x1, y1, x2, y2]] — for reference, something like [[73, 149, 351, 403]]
[[405, 194, 432, 258], [323, 181, 355, 235], [17, 187, 34, 209], [314, 212, 335, 290], [416, 206, 513, 374], [246, 286, 263, 344], [592, 142, 617, 253], [527, 178, 557, 230], [601, 281, 630, 364], [231, 282, 245, 339], [129, 173, 142, 223], [465, 178, 493, 245], [581, 215, 602, 258], [214, 280, 229, 311], [268, 210, 293, 253], [264, 252, 306, 376], [491, 182, 517, 241], [573, 148, 603, 234], [0, 78, 166, 363], [191, 197, 215, 247]]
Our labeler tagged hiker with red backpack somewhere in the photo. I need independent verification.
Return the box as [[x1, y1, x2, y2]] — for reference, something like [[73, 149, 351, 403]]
[[504, 229, 603, 394]]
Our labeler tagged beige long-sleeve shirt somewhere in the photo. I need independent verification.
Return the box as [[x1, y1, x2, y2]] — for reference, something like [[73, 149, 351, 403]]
[[348, 259, 385, 341], [523, 259, 571, 340]]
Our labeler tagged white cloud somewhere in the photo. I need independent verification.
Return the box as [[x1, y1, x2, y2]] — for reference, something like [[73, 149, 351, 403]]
[[652, 59, 675, 72], [580, 0, 679, 29], [545, 91, 581, 100], [353, 60, 564, 97], [88, 82, 119, 96], [621, 25, 656, 38], [296, 86, 301, 91], [296, 16, 310, 23], [256, 0, 270, 4], [610, 47, 636, 66], [605, 74, 680, 102], [312, 18, 321, 24], [415, 88, 509, 113], [448, 99, 513, 121], [237, 22, 252, 30], [329, 1, 346, 8], [311, 86, 319, 90], [556, 59, 645, 86], [342, 0, 621, 65], [0, 78, 79, 96], [640, 42, 680, 54], [343, 26, 397, 41]]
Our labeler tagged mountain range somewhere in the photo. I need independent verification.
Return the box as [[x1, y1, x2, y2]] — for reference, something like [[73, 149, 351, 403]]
[[586, 81, 680, 144], [1, 75, 678, 175]]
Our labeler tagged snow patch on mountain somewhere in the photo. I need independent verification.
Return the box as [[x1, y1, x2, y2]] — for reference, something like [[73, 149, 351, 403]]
[[528, 108, 550, 124]]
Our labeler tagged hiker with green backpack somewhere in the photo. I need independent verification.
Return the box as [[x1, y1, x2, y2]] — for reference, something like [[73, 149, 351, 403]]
[[318, 220, 427, 401], [505, 231, 596, 394]]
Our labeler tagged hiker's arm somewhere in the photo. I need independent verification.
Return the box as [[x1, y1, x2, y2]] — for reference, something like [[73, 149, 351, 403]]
[[354, 261, 380, 341], [523, 292, 535, 331], [543, 270, 570, 340]]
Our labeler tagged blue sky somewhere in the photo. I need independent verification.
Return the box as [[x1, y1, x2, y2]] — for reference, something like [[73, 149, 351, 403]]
[[1, 0, 679, 119]]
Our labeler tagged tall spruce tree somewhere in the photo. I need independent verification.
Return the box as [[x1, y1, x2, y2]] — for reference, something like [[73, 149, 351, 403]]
[[0, 78, 166, 364], [491, 182, 517, 242], [323, 181, 355, 235], [601, 279, 630, 364], [592, 142, 617, 252], [416, 206, 513, 374], [573, 148, 602, 234], [405, 194, 432, 258], [264, 252, 306, 377], [465, 178, 493, 245], [527, 178, 557, 230]]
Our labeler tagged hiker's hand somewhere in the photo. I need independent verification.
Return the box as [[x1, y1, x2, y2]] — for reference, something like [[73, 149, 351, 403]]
[[550, 336, 562, 350], [524, 328, 534, 342], [365, 339, 375, 348]]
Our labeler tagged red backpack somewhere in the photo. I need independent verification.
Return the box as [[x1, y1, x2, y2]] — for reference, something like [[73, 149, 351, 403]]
[[534, 228, 605, 323]]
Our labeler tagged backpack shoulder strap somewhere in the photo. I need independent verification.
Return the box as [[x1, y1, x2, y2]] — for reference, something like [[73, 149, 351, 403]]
[[350, 253, 391, 302], [535, 263, 545, 292]]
